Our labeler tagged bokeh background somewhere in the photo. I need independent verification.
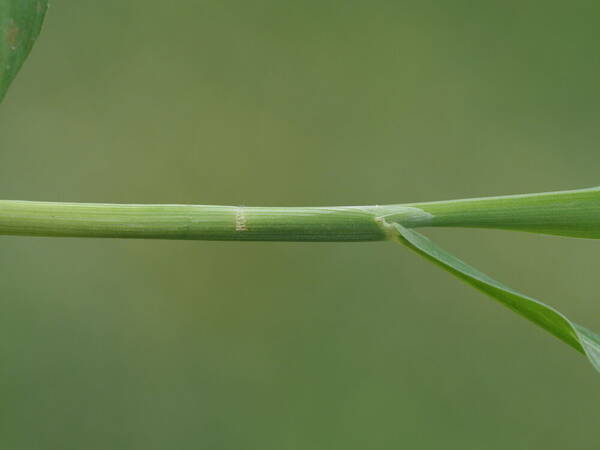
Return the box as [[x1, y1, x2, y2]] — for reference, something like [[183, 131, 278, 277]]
[[2, 1, 600, 448]]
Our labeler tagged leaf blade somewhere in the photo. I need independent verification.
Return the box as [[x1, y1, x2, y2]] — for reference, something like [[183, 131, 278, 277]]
[[390, 223, 600, 372], [0, 0, 48, 102]]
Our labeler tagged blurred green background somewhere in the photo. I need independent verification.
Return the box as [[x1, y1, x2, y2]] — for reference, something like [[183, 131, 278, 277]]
[[2, 1, 600, 448]]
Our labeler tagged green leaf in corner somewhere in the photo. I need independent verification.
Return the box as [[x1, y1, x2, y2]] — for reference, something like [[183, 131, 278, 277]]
[[0, 0, 48, 102], [390, 223, 600, 373]]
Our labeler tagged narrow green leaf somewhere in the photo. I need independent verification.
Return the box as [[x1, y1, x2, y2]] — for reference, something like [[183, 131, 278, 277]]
[[390, 223, 600, 372], [410, 186, 600, 239], [0, 0, 48, 102]]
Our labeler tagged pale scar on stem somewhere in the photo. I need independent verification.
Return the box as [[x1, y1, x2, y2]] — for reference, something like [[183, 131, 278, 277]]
[[235, 207, 248, 231]]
